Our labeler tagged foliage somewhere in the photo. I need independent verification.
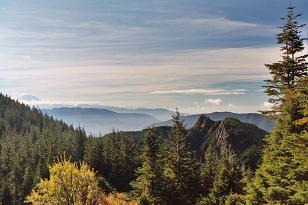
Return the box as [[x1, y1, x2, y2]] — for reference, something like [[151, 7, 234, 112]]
[[26, 157, 100, 205], [160, 110, 201, 205], [0, 94, 88, 204], [130, 128, 164, 204], [198, 151, 244, 205], [246, 92, 308, 204], [84, 132, 140, 192], [263, 5, 307, 117], [246, 5, 308, 204]]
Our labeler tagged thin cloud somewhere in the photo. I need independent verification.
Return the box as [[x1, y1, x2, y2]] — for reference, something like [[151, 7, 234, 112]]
[[165, 17, 277, 35], [18, 99, 105, 107], [151, 88, 246, 95], [206, 98, 223, 105]]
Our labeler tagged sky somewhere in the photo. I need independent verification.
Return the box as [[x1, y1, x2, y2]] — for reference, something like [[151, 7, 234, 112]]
[[0, 0, 307, 114]]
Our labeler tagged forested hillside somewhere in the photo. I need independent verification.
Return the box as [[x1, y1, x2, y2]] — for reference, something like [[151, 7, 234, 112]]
[[0, 93, 267, 204], [0, 94, 88, 204]]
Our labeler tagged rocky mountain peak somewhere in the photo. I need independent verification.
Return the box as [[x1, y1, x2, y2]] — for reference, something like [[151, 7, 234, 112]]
[[193, 115, 214, 129]]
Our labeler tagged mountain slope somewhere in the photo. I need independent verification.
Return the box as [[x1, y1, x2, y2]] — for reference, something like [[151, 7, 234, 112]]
[[153, 112, 275, 132], [0, 94, 88, 204], [43, 107, 159, 135]]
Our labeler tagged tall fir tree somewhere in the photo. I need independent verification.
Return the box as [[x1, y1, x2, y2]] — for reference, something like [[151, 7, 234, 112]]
[[198, 150, 244, 205], [246, 5, 308, 204], [246, 88, 308, 204], [263, 4, 307, 117], [163, 110, 200, 205], [200, 150, 219, 196], [131, 128, 164, 205]]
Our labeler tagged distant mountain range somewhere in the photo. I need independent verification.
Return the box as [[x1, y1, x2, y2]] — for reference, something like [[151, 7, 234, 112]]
[[75, 105, 175, 122], [42, 107, 275, 135], [42, 107, 159, 135], [153, 112, 275, 132]]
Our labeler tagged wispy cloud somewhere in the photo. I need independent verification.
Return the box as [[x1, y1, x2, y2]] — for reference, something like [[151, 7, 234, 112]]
[[206, 98, 223, 105], [19, 99, 105, 107], [164, 17, 277, 36], [151, 88, 246, 95]]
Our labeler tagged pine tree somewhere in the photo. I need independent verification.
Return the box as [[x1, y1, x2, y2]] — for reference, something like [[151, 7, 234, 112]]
[[1, 184, 13, 205], [246, 5, 308, 202], [263, 5, 307, 117], [131, 128, 164, 205], [247, 79, 308, 204], [107, 132, 139, 192], [200, 150, 219, 196], [163, 110, 200, 205], [73, 126, 87, 161], [198, 151, 244, 205]]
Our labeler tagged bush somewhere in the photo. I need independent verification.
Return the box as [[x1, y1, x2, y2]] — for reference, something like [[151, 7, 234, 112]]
[[26, 157, 100, 205]]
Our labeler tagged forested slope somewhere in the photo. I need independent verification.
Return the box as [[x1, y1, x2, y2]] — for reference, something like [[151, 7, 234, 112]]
[[85, 115, 267, 199], [0, 94, 272, 204], [0, 94, 87, 204]]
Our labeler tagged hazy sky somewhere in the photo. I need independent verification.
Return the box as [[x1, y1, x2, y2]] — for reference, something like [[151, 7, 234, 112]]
[[1, 0, 307, 113]]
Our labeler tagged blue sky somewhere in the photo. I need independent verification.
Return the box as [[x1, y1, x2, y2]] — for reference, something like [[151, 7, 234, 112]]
[[0, 0, 307, 113]]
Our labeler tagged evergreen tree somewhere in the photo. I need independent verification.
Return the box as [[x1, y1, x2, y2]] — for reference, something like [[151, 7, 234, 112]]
[[1, 184, 13, 205], [73, 126, 87, 161], [200, 150, 219, 196], [106, 132, 139, 192], [247, 82, 308, 204], [163, 110, 200, 205], [246, 6, 308, 204], [84, 131, 140, 192], [198, 151, 244, 205], [84, 136, 103, 173], [263, 5, 307, 117], [131, 128, 164, 204]]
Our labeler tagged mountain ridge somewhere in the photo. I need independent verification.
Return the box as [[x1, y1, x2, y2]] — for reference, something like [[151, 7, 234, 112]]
[[188, 115, 266, 168], [105, 114, 267, 169], [153, 111, 275, 132], [42, 107, 275, 135]]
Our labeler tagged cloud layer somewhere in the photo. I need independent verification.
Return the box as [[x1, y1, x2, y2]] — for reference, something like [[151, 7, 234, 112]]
[[1, 0, 307, 113]]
